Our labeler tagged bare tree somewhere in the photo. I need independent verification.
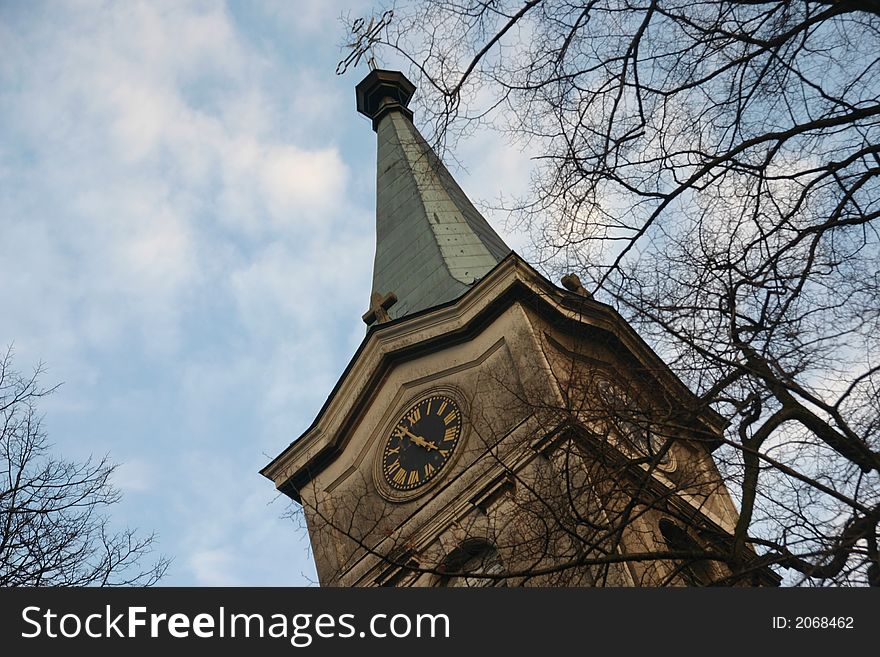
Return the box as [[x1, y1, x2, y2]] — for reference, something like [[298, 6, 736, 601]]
[[337, 0, 880, 586], [0, 347, 169, 586]]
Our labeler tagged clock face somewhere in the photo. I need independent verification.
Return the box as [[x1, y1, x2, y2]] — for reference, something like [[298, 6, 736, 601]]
[[382, 394, 462, 492], [596, 378, 670, 466]]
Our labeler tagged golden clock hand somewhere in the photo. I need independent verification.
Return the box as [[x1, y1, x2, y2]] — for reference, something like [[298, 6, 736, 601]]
[[400, 426, 438, 451], [414, 436, 439, 451]]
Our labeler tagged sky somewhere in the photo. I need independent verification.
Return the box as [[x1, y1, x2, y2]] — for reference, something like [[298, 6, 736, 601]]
[[0, 0, 531, 585]]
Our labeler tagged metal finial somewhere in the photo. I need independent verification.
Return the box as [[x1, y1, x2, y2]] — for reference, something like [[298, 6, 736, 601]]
[[336, 10, 394, 75]]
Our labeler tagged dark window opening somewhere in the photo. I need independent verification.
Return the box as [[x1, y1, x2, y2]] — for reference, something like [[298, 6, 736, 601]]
[[438, 539, 507, 587], [659, 518, 715, 586]]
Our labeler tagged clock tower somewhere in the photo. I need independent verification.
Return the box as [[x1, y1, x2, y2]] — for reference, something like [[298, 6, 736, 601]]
[[261, 70, 778, 587]]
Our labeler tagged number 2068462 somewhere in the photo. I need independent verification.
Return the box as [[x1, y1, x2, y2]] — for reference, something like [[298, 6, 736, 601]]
[[772, 617, 854, 629]]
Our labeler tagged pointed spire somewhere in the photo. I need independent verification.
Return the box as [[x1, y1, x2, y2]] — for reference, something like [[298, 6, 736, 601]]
[[356, 70, 511, 325]]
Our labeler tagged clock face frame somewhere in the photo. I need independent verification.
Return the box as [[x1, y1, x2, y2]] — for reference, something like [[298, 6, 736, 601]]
[[594, 377, 675, 471], [376, 391, 464, 499]]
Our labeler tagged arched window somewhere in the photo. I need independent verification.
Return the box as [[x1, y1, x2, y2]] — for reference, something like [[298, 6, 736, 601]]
[[438, 539, 507, 587]]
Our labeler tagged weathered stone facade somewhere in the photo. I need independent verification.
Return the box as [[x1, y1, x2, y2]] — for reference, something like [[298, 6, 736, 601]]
[[261, 71, 776, 587]]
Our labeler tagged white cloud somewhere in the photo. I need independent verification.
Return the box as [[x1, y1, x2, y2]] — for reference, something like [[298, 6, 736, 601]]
[[0, 0, 361, 356], [257, 0, 372, 37], [260, 145, 347, 224], [0, 0, 381, 585], [115, 458, 156, 493], [226, 228, 372, 417], [218, 138, 349, 235], [189, 548, 241, 586]]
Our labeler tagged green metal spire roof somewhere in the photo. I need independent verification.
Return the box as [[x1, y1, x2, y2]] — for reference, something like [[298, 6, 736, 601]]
[[356, 70, 511, 325]]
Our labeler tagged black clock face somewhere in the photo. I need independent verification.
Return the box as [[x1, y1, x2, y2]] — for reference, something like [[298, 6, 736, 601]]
[[382, 394, 462, 492], [596, 379, 670, 465]]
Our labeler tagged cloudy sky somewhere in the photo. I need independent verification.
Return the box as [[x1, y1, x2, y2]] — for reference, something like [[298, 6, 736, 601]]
[[0, 0, 529, 585]]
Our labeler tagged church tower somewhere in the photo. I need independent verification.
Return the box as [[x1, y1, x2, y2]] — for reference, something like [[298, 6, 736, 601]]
[[261, 70, 778, 587]]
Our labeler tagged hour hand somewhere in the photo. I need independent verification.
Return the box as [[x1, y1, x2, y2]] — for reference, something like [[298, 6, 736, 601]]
[[399, 426, 438, 451], [410, 434, 439, 451]]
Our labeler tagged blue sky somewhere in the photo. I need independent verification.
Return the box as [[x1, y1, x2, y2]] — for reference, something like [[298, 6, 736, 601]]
[[0, 0, 530, 585]]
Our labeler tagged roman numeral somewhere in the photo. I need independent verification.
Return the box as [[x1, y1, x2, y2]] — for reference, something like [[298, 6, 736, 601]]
[[444, 410, 457, 425], [408, 470, 420, 486], [424, 462, 435, 478], [393, 469, 407, 485], [437, 400, 448, 416], [386, 446, 400, 455], [439, 449, 449, 457], [385, 458, 401, 475], [426, 400, 432, 415], [444, 427, 458, 442], [406, 406, 422, 424]]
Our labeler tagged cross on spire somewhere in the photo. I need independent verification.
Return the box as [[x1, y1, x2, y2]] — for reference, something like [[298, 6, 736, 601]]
[[363, 291, 398, 326], [336, 10, 394, 75]]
